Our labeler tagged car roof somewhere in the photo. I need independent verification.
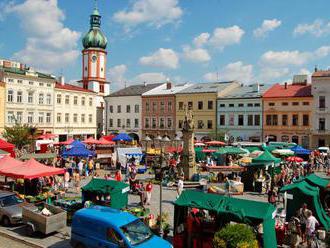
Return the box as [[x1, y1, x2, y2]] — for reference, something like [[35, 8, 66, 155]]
[[0, 190, 15, 198], [74, 205, 138, 227]]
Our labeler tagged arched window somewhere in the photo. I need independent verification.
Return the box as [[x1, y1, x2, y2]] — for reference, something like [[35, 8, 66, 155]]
[[281, 135, 289, 142]]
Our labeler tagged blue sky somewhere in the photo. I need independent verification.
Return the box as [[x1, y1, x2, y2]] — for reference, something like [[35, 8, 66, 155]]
[[1, 0, 330, 91]]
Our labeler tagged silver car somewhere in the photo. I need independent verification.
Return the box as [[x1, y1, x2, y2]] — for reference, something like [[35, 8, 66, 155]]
[[0, 191, 29, 226]]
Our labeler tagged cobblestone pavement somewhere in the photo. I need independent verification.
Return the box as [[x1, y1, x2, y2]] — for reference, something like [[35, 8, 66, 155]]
[[0, 235, 31, 248]]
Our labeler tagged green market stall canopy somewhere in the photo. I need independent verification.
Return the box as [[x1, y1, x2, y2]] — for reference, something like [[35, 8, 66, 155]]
[[250, 150, 281, 167]]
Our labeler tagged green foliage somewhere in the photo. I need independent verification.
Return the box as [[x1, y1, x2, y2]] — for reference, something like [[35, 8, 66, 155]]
[[213, 224, 257, 248], [3, 123, 37, 149], [208, 130, 226, 141]]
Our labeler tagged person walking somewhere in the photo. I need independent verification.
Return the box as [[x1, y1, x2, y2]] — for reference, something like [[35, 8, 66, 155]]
[[306, 210, 319, 248], [64, 169, 70, 192], [145, 181, 153, 205], [297, 203, 309, 244], [73, 169, 81, 193]]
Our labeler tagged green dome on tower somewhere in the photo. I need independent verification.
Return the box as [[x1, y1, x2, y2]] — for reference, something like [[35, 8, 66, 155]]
[[82, 6, 107, 49]]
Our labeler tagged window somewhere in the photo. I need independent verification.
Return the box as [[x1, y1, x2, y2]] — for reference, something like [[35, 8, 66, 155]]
[[7, 78, 14, 83], [229, 104, 234, 107], [39, 93, 44, 104], [16, 112, 22, 123], [238, 103, 244, 107], [254, 115, 260, 126], [303, 114, 309, 126], [178, 102, 184, 110], [47, 83, 51, 87], [197, 120, 204, 129], [7, 90, 13, 102], [134, 119, 139, 128], [57, 113, 61, 123], [207, 120, 213, 129], [282, 102, 288, 106], [38, 112, 44, 123], [99, 84, 104, 93], [269, 102, 275, 106], [57, 94, 61, 104], [266, 115, 278, 126], [28, 112, 34, 123], [247, 115, 253, 126], [247, 103, 253, 107], [219, 104, 225, 108], [159, 117, 165, 128], [109, 119, 113, 128], [152, 102, 157, 112], [7, 111, 14, 123], [117, 105, 121, 113], [46, 94, 51, 105], [17, 91, 22, 103], [46, 113, 51, 123], [74, 96, 78, 105], [152, 118, 156, 128], [65, 95, 69, 104], [219, 115, 225, 126], [281, 135, 289, 142], [254, 103, 260, 107], [109, 105, 113, 113], [65, 113, 69, 123], [292, 136, 299, 144], [272, 115, 278, 125], [145, 118, 149, 128], [179, 120, 183, 129], [126, 105, 131, 113], [292, 102, 299, 106], [238, 115, 244, 126], [135, 104, 139, 113], [160, 102, 165, 112], [167, 118, 172, 128], [188, 101, 193, 110], [292, 114, 298, 126], [106, 228, 122, 245], [39, 82, 44, 87], [117, 119, 121, 128], [81, 97, 85, 106], [81, 114, 86, 123], [303, 102, 309, 106], [319, 118, 326, 131], [28, 92, 33, 103], [168, 101, 172, 112], [29, 81, 33, 85], [198, 101, 203, 110], [146, 102, 150, 112], [88, 114, 92, 123], [282, 115, 288, 126], [17, 80, 22, 84], [126, 119, 130, 128], [89, 98, 93, 106], [208, 101, 213, 110], [319, 96, 326, 109], [73, 114, 78, 123]]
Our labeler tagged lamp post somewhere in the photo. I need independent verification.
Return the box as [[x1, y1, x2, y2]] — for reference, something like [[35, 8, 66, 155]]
[[157, 135, 171, 237], [144, 135, 152, 167]]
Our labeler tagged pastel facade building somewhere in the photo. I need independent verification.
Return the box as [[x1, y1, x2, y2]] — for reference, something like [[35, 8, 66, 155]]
[[217, 83, 268, 142], [0, 82, 5, 133], [263, 76, 312, 147], [176, 81, 240, 140]]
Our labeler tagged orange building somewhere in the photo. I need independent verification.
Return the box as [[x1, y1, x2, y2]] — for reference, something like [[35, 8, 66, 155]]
[[262, 80, 312, 148]]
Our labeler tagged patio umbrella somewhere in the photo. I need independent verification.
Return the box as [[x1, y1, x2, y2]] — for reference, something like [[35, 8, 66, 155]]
[[272, 149, 294, 156], [291, 145, 311, 155], [286, 156, 304, 163], [70, 140, 86, 147], [113, 133, 133, 142], [205, 140, 225, 146]]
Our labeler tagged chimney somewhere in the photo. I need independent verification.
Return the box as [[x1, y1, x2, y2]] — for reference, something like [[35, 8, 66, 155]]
[[166, 82, 172, 90], [314, 65, 318, 72], [284, 82, 288, 89], [58, 76, 65, 86], [252, 83, 260, 92]]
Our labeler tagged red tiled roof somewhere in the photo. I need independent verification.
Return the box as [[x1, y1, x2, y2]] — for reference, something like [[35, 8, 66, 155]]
[[312, 70, 330, 77], [55, 83, 96, 93], [263, 83, 312, 98]]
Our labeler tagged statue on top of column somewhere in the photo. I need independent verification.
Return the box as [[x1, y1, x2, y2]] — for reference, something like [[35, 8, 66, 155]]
[[182, 105, 194, 132]]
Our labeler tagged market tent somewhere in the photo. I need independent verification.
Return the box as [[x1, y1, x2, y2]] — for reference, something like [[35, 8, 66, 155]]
[[272, 149, 294, 156], [251, 150, 281, 165], [113, 133, 133, 142], [117, 147, 142, 165], [174, 190, 277, 248], [102, 134, 116, 141], [0, 139, 15, 157], [82, 178, 129, 209], [19, 153, 57, 161], [37, 133, 57, 139], [70, 140, 86, 147], [215, 146, 248, 155], [83, 137, 100, 145], [0, 158, 65, 180], [62, 146, 95, 157], [280, 181, 330, 231], [98, 137, 115, 146], [290, 145, 311, 155], [0, 156, 23, 173], [244, 146, 262, 153], [304, 174, 329, 189], [195, 147, 206, 162]]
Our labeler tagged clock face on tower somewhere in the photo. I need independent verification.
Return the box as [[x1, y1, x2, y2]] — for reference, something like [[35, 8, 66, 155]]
[[92, 55, 97, 63]]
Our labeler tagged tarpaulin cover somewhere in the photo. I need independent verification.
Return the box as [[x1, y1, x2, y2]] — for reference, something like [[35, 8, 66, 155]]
[[252, 150, 281, 165], [280, 180, 330, 231], [290, 145, 311, 155], [0, 156, 23, 172], [0, 139, 15, 157], [175, 190, 277, 248], [0, 158, 65, 179], [69, 140, 86, 147], [62, 146, 95, 157], [113, 133, 133, 142], [82, 178, 129, 209]]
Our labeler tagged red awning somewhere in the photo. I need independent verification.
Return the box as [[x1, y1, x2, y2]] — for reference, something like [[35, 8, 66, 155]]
[[83, 137, 101, 145], [0, 156, 23, 173], [58, 138, 75, 146], [1, 158, 65, 180], [98, 137, 115, 146], [0, 139, 16, 157], [102, 134, 116, 142], [286, 156, 304, 163], [205, 140, 225, 146]]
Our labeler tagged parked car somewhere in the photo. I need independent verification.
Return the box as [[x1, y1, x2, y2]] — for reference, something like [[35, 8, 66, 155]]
[[71, 205, 172, 248], [0, 190, 28, 226]]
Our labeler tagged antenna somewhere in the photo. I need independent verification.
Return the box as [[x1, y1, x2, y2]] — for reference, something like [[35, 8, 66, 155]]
[[94, 0, 98, 9]]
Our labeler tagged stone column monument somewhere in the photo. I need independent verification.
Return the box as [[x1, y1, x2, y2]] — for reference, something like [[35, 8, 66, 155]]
[[181, 107, 196, 180]]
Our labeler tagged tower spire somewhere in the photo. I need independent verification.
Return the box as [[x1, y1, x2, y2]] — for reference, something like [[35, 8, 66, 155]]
[[94, 0, 98, 10]]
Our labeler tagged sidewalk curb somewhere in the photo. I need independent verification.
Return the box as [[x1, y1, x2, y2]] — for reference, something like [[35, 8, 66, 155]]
[[0, 229, 45, 248]]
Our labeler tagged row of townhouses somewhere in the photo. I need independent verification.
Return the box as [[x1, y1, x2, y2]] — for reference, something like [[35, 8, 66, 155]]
[[105, 73, 330, 149]]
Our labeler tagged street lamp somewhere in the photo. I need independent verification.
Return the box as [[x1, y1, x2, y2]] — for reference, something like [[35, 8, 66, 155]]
[[158, 136, 171, 237]]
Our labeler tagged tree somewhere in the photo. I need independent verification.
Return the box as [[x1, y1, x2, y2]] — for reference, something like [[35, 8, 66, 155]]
[[208, 129, 226, 141], [2, 123, 38, 150]]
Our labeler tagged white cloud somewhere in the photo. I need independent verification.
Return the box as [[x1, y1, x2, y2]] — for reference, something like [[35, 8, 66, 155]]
[[139, 48, 179, 69], [133, 72, 167, 83], [7, 0, 80, 72], [108, 64, 128, 84], [294, 19, 330, 37], [253, 19, 281, 38], [193, 33, 210, 47], [113, 0, 182, 29], [258, 67, 290, 82], [209, 26, 245, 50], [182, 46, 210, 63], [203, 61, 253, 83]]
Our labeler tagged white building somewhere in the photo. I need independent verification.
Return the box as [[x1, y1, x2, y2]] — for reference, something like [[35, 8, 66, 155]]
[[0, 59, 56, 134], [105, 83, 162, 141], [54, 78, 97, 141], [311, 70, 330, 148], [217, 83, 269, 142]]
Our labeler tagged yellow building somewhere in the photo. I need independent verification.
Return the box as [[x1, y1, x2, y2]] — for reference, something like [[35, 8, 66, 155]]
[[176, 81, 240, 140], [0, 82, 5, 134]]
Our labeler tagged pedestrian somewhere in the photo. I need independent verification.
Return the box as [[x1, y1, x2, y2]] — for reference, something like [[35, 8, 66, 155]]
[[306, 210, 319, 248], [73, 169, 81, 193], [88, 159, 94, 175], [267, 187, 277, 206], [177, 177, 184, 198], [115, 170, 122, 182], [64, 170, 70, 192], [297, 203, 309, 244], [145, 181, 153, 205], [78, 160, 84, 176]]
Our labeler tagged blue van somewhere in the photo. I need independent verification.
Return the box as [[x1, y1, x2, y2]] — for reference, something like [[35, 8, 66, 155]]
[[71, 205, 172, 248]]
